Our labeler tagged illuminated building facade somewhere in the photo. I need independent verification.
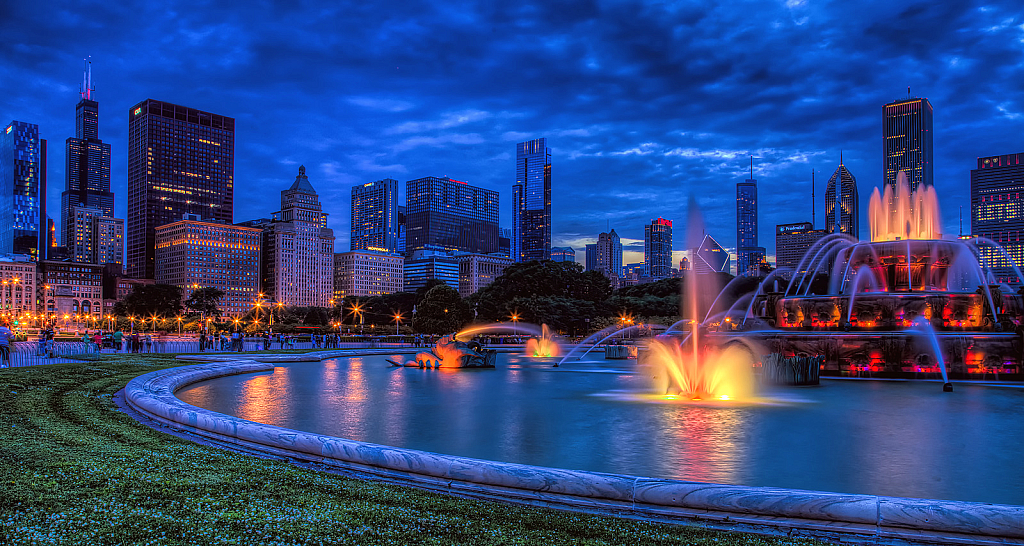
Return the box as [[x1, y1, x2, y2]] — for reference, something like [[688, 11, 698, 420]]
[[776, 222, 828, 273], [551, 246, 575, 262], [0, 255, 37, 317], [405, 176, 498, 256], [404, 254, 459, 292], [512, 138, 551, 262], [825, 162, 860, 238], [645, 218, 673, 279], [38, 260, 103, 321], [0, 120, 47, 258], [333, 250, 404, 299], [351, 178, 402, 253], [972, 152, 1024, 285], [259, 166, 334, 308], [736, 177, 763, 277], [154, 218, 260, 317], [585, 230, 622, 284], [458, 253, 513, 298], [62, 61, 119, 265], [883, 96, 933, 194], [127, 99, 234, 279], [68, 205, 124, 267]]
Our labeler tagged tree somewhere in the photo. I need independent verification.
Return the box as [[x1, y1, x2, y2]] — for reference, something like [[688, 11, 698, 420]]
[[184, 287, 225, 318], [413, 285, 472, 335], [113, 284, 184, 318], [303, 307, 328, 325], [473, 260, 613, 333]]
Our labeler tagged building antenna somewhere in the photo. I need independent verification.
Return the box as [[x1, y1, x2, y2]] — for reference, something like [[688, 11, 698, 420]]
[[907, 86, 911, 99], [959, 206, 963, 237], [81, 56, 94, 100], [750, 155, 753, 180], [811, 169, 815, 229]]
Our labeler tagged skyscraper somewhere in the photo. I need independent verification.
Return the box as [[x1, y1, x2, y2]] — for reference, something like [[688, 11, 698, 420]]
[[585, 230, 621, 282], [972, 152, 1024, 285], [883, 96, 933, 194], [512, 138, 551, 262], [261, 166, 335, 307], [825, 161, 860, 238], [776, 222, 828, 273], [645, 218, 673, 279], [736, 166, 764, 277], [691, 234, 730, 274], [155, 219, 261, 317], [405, 176, 498, 256], [127, 99, 235, 279], [350, 178, 402, 253], [62, 61, 123, 267], [0, 121, 46, 258]]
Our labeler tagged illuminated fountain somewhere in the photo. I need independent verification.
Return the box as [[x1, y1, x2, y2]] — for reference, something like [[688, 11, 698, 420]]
[[525, 324, 560, 357], [738, 172, 1024, 379], [646, 338, 757, 401]]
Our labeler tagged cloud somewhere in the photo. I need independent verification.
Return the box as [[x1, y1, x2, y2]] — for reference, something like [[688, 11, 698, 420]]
[[2, 0, 1020, 260]]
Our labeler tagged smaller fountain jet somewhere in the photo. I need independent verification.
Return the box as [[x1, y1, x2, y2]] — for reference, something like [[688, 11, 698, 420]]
[[525, 324, 560, 357]]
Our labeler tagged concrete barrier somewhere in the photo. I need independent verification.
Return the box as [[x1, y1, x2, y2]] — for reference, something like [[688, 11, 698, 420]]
[[125, 354, 1024, 546]]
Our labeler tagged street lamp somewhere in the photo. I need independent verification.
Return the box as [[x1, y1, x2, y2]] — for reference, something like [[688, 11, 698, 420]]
[[176, 315, 183, 335], [510, 313, 519, 337], [393, 312, 403, 335]]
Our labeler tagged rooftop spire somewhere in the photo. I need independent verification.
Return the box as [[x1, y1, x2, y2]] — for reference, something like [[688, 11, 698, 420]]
[[80, 57, 94, 101]]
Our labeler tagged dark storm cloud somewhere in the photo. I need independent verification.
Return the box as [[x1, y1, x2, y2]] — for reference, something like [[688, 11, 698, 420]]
[[1, 0, 1021, 263]]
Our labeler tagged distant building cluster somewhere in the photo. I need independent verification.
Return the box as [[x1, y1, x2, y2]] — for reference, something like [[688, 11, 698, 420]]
[[2, 62, 1020, 330]]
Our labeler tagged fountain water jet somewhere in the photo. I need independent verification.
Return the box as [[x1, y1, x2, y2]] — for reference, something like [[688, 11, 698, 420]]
[[524, 324, 561, 357]]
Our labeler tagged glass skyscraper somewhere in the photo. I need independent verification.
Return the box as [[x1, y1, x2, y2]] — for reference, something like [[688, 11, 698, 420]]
[[825, 162, 860, 238], [62, 60, 120, 265], [350, 178, 401, 253], [645, 218, 673, 279], [405, 176, 498, 256], [736, 176, 763, 276], [883, 96, 933, 194], [0, 120, 46, 258], [127, 99, 235, 279], [513, 138, 551, 262], [972, 152, 1024, 285]]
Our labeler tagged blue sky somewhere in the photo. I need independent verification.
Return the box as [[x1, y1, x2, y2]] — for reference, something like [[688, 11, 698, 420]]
[[1, 0, 1021, 266]]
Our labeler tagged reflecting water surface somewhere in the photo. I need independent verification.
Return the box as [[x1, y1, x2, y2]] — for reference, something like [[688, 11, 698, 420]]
[[176, 354, 1024, 505]]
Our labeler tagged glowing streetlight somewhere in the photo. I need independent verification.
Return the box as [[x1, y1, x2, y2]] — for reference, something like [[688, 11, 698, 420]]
[[393, 312, 403, 335]]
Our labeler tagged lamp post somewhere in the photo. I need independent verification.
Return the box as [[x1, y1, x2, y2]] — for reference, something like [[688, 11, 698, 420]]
[[510, 313, 519, 338], [176, 315, 183, 335], [394, 312, 402, 335]]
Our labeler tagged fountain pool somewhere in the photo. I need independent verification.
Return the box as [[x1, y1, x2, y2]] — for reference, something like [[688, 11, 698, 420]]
[[176, 352, 1024, 506]]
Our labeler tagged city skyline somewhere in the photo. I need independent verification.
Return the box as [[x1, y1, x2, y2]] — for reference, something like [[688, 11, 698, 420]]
[[2, 1, 1022, 269]]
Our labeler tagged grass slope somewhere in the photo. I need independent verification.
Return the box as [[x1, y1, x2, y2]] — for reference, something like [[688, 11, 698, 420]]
[[0, 354, 828, 545]]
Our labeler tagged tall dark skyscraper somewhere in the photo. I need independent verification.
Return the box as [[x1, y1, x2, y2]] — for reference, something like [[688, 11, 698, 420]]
[[127, 99, 235, 279], [350, 178, 401, 253], [825, 161, 860, 238], [883, 96, 933, 194], [0, 120, 46, 258], [512, 138, 551, 262], [585, 229, 621, 282], [405, 176, 498, 256], [645, 218, 673, 279], [735, 163, 763, 276], [62, 60, 121, 265], [972, 152, 1024, 285]]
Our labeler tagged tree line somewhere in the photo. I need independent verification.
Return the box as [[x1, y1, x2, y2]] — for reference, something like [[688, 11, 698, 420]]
[[109, 261, 752, 335]]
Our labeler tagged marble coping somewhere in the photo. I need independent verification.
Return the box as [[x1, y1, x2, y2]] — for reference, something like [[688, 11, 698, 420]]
[[125, 357, 1024, 545]]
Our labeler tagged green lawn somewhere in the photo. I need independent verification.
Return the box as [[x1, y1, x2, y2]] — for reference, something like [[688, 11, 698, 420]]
[[0, 354, 828, 545]]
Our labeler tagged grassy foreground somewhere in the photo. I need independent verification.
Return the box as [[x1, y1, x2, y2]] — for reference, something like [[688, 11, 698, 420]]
[[0, 354, 827, 545]]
